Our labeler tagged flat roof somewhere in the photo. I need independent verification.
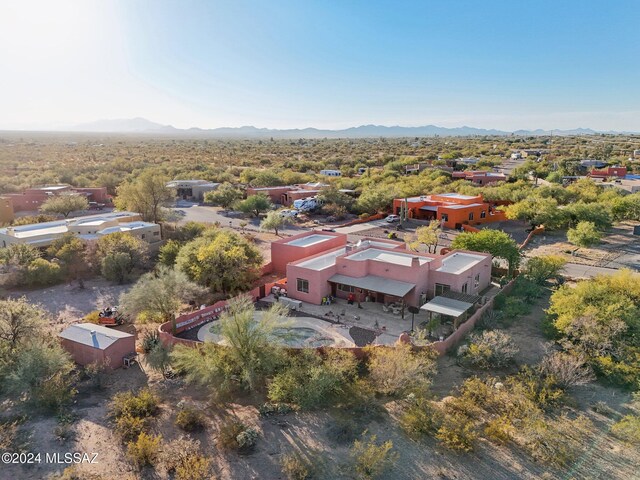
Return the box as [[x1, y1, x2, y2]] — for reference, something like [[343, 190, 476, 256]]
[[286, 234, 334, 247], [437, 193, 478, 200], [58, 323, 132, 350], [295, 247, 347, 270], [345, 248, 431, 267], [329, 273, 415, 298], [421, 296, 474, 317], [437, 252, 487, 274], [442, 203, 484, 209]]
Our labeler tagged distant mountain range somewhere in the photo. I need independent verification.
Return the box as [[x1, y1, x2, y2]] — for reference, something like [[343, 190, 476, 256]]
[[62, 117, 630, 138]]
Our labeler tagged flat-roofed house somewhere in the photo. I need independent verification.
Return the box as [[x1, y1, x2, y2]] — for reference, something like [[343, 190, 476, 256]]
[[0, 211, 160, 248], [166, 180, 220, 201], [392, 193, 506, 229], [59, 323, 136, 369], [278, 231, 492, 307]]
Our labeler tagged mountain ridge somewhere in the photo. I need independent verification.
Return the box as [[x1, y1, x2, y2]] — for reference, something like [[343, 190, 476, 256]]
[[62, 118, 633, 138]]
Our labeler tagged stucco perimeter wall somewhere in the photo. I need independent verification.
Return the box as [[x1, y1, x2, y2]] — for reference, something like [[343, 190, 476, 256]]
[[429, 277, 517, 355]]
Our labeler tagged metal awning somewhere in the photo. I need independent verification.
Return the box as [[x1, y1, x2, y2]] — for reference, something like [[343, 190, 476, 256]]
[[419, 205, 438, 212], [329, 274, 415, 298], [420, 296, 474, 317]]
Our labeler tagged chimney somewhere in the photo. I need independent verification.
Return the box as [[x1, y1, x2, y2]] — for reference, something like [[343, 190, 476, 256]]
[[411, 257, 420, 268]]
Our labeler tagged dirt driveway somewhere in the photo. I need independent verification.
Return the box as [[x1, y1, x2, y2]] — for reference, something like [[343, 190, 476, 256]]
[[5, 278, 133, 326]]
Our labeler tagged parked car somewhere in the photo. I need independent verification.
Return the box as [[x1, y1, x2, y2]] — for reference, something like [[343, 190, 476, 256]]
[[385, 214, 400, 223], [280, 209, 299, 218]]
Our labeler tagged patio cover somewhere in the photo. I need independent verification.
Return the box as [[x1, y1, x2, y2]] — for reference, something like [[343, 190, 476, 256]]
[[329, 274, 415, 298], [419, 205, 438, 212], [420, 296, 473, 317]]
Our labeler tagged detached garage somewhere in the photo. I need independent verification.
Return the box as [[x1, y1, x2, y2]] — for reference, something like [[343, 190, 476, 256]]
[[59, 323, 136, 369]]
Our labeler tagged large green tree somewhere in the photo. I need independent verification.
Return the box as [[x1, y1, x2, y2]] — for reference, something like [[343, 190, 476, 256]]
[[40, 193, 89, 218], [115, 170, 174, 223], [119, 266, 206, 323], [203, 182, 243, 209], [93, 232, 149, 283], [0, 297, 46, 351], [451, 229, 520, 275], [236, 193, 273, 217], [176, 228, 262, 294], [260, 210, 291, 236]]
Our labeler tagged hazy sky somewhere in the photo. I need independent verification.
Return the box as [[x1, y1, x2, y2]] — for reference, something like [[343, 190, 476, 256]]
[[1, 0, 640, 131]]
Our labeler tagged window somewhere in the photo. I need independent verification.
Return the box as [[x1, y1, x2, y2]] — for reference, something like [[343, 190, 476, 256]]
[[480, 210, 486, 219], [468, 212, 474, 221], [338, 283, 355, 293], [441, 213, 449, 222], [474, 273, 480, 288], [462, 283, 468, 294], [435, 283, 450, 296], [153, 231, 160, 236], [297, 278, 309, 293]]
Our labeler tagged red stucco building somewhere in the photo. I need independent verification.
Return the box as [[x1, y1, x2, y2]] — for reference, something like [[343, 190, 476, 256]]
[[392, 193, 506, 229]]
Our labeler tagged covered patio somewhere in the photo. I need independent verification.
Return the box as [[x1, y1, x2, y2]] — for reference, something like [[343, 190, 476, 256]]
[[419, 292, 479, 340], [328, 273, 415, 312]]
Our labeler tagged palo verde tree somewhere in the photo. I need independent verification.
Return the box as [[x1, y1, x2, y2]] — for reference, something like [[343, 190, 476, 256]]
[[176, 227, 262, 294], [204, 182, 243, 209], [451, 229, 520, 275], [115, 169, 174, 223], [119, 266, 207, 323], [260, 210, 291, 236], [92, 232, 149, 283], [236, 193, 273, 217], [40, 192, 89, 218]]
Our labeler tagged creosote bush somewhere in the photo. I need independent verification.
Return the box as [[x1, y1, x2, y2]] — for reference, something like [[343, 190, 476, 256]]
[[218, 419, 258, 452], [162, 436, 213, 480], [350, 432, 398, 480], [458, 330, 518, 369], [127, 432, 162, 469], [281, 451, 313, 480], [175, 406, 206, 432]]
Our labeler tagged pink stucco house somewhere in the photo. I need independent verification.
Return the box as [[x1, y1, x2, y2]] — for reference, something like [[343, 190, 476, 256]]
[[272, 231, 492, 307]]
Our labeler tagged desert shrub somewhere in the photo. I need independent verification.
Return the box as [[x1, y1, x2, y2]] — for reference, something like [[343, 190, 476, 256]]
[[476, 309, 502, 330], [591, 401, 617, 417], [435, 411, 478, 452], [364, 343, 436, 396], [326, 416, 363, 445], [399, 396, 441, 439], [175, 407, 205, 432], [523, 255, 566, 285], [483, 416, 514, 444], [510, 276, 545, 303], [162, 436, 213, 480], [281, 451, 313, 480], [458, 330, 518, 369], [236, 428, 259, 450], [110, 389, 159, 419], [84, 359, 111, 390], [54, 466, 105, 480], [24, 258, 63, 286], [136, 310, 165, 324], [115, 414, 146, 442], [350, 433, 398, 480], [84, 310, 101, 324], [511, 367, 564, 409], [259, 402, 294, 416], [218, 419, 258, 452], [520, 414, 592, 468], [610, 415, 640, 445], [0, 417, 30, 453], [127, 432, 162, 468], [141, 330, 161, 354], [268, 349, 357, 409], [538, 349, 594, 388], [500, 297, 532, 319]]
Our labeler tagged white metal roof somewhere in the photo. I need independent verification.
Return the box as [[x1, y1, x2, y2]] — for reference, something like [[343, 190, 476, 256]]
[[345, 248, 431, 266], [58, 323, 133, 350], [437, 252, 486, 274], [329, 274, 415, 298], [420, 296, 473, 317]]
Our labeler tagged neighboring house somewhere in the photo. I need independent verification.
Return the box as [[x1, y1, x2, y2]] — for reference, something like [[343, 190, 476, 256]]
[[579, 159, 607, 170], [455, 157, 479, 166], [392, 193, 506, 229], [0, 184, 110, 216], [451, 171, 506, 185], [319, 169, 342, 177], [59, 323, 136, 369], [589, 167, 627, 179], [166, 180, 220, 201], [276, 231, 492, 307], [0, 211, 160, 248], [246, 182, 329, 206]]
